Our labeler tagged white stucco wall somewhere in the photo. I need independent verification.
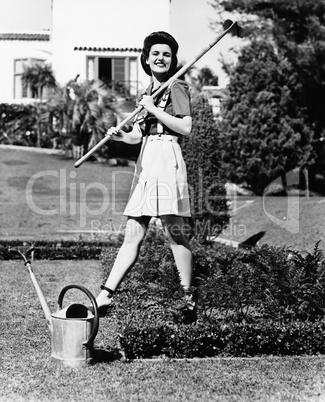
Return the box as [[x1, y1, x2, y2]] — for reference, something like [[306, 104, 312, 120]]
[[0, 0, 171, 103], [51, 0, 171, 88], [0, 34, 51, 102]]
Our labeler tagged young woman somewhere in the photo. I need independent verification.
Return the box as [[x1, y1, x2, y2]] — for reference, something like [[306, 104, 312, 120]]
[[94, 31, 196, 321]]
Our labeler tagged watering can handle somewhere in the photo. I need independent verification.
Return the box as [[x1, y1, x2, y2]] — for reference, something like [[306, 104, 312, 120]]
[[57, 284, 99, 348]]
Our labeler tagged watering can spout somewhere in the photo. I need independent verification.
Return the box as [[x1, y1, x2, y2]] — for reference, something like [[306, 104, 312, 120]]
[[34, 290, 53, 331], [46, 316, 53, 332], [9, 245, 54, 331]]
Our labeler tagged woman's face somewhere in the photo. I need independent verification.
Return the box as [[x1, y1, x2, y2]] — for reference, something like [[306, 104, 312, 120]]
[[146, 44, 172, 76]]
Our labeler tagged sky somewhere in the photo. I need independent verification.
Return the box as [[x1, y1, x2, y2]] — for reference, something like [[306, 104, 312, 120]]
[[171, 0, 221, 67], [0, 0, 240, 83], [170, 0, 243, 84], [0, 0, 52, 31]]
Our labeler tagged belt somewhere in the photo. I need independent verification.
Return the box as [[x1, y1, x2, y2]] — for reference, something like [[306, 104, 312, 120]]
[[146, 134, 178, 143]]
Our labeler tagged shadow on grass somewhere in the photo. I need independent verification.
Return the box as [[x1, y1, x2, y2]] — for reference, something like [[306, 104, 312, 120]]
[[93, 347, 125, 364]]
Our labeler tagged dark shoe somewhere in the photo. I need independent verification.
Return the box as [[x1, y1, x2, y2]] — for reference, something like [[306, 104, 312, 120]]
[[174, 306, 197, 324], [173, 292, 197, 324], [87, 299, 114, 318], [88, 285, 115, 317]]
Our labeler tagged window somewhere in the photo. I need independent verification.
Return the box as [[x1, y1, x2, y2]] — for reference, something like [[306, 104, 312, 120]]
[[86, 56, 138, 96], [14, 59, 28, 98], [14, 58, 45, 99]]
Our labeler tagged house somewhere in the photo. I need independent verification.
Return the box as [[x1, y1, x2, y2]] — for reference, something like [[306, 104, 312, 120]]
[[0, 0, 171, 103], [0, 0, 242, 106]]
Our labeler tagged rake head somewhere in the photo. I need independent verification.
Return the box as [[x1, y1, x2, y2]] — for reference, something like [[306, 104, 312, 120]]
[[223, 19, 244, 38]]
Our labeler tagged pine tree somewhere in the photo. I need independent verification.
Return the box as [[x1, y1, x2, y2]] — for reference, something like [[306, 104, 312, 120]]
[[218, 40, 314, 195], [214, 0, 325, 191]]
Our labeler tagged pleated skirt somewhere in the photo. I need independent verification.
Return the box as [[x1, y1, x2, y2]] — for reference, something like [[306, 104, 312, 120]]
[[123, 135, 191, 217]]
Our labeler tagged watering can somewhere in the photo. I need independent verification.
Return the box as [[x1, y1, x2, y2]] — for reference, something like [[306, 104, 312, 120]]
[[11, 245, 99, 368]]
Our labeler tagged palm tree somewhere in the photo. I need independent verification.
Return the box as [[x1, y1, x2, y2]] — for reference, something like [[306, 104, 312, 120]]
[[22, 63, 57, 147], [46, 77, 135, 158], [200, 67, 219, 86], [67, 79, 124, 158]]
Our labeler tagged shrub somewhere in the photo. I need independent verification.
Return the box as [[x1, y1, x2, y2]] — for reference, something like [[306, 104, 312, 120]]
[[0, 239, 122, 260], [182, 95, 230, 242], [101, 223, 325, 325], [197, 242, 325, 323], [0, 103, 37, 146], [119, 320, 325, 359], [98, 224, 325, 357]]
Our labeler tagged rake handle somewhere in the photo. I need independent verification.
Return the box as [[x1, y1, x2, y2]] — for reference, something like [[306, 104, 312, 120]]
[[74, 20, 241, 168]]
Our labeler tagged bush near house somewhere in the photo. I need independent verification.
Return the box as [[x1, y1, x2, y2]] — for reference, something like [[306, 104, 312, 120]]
[[0, 103, 38, 146], [0, 102, 62, 148]]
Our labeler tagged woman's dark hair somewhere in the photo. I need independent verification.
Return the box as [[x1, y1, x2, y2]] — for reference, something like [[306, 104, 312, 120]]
[[141, 31, 179, 76]]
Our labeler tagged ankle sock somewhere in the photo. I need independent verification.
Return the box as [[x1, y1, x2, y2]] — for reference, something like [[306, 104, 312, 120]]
[[100, 284, 114, 297]]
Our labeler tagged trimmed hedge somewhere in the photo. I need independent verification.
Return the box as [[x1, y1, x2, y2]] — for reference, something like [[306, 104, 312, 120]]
[[120, 320, 325, 359], [0, 239, 121, 260]]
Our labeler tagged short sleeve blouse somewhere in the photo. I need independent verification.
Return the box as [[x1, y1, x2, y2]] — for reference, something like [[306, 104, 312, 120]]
[[137, 79, 191, 136]]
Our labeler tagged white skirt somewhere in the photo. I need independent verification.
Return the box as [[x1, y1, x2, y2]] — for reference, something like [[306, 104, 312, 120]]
[[123, 135, 191, 217]]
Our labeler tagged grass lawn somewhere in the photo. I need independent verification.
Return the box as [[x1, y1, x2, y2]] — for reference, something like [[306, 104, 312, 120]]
[[1, 259, 325, 402], [0, 146, 133, 241]]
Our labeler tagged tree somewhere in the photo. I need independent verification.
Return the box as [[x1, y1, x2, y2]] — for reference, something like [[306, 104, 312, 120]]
[[218, 40, 314, 195], [66, 79, 122, 157], [182, 95, 230, 242], [21, 63, 57, 147], [214, 0, 325, 188], [219, 0, 325, 130], [200, 67, 219, 86], [45, 81, 76, 150], [46, 78, 140, 159], [176, 65, 219, 97]]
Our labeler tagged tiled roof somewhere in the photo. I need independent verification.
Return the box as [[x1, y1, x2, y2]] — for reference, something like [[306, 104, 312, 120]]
[[74, 46, 141, 52], [0, 33, 50, 41]]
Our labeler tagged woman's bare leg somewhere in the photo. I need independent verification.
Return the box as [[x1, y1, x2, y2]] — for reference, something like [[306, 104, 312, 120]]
[[160, 215, 196, 323], [96, 216, 150, 307], [160, 215, 193, 290]]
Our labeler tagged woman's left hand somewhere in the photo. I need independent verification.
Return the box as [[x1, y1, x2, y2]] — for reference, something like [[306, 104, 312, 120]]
[[140, 95, 155, 113]]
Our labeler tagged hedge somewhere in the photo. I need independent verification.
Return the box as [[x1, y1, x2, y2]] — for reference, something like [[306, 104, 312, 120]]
[[0, 239, 121, 260], [119, 320, 325, 359]]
